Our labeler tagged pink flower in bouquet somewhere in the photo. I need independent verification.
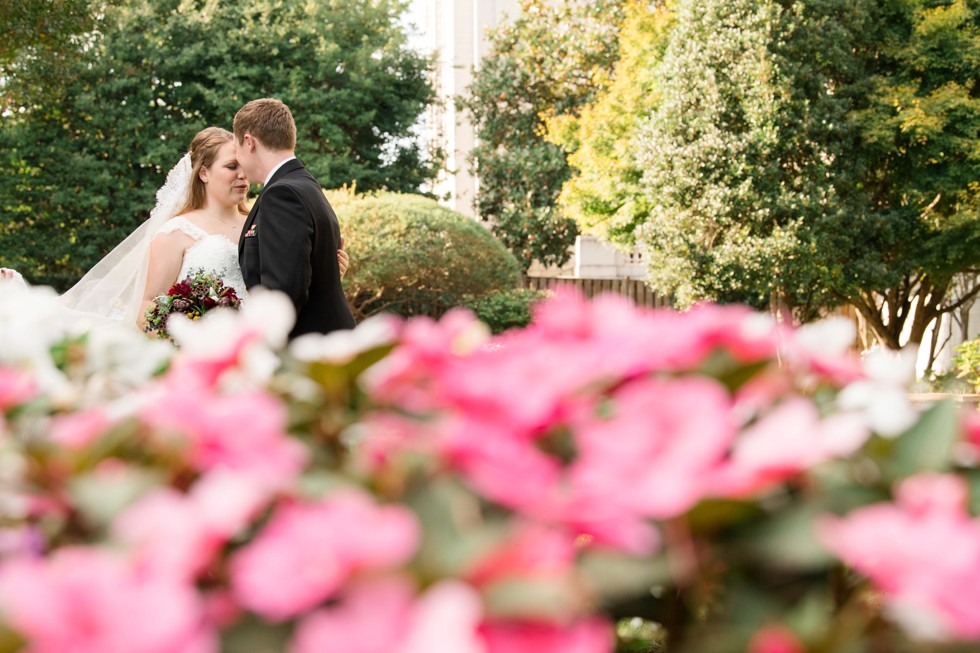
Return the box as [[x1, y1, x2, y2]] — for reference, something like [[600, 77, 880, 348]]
[[230, 491, 420, 620], [290, 578, 485, 653], [818, 474, 980, 639], [479, 617, 614, 653], [0, 547, 215, 653], [141, 387, 306, 487]]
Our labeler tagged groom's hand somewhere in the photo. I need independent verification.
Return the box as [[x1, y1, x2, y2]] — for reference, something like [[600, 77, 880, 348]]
[[337, 249, 349, 278]]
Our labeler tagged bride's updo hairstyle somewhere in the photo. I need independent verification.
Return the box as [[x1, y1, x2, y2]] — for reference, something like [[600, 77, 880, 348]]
[[177, 126, 249, 217]]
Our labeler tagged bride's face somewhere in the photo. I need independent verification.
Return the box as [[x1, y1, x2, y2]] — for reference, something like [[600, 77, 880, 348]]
[[205, 141, 249, 206]]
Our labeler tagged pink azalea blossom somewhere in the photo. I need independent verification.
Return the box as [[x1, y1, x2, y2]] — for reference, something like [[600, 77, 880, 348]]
[[818, 474, 980, 639], [141, 387, 306, 486], [230, 491, 420, 620], [0, 547, 215, 653]]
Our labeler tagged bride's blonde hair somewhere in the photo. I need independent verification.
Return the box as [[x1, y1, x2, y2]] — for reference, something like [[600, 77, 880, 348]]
[[177, 126, 249, 216]]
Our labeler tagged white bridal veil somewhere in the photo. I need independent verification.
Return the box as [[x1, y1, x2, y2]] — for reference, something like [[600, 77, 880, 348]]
[[58, 154, 193, 325]]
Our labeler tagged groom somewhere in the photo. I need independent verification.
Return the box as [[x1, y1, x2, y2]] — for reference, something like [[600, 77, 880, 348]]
[[234, 98, 356, 338]]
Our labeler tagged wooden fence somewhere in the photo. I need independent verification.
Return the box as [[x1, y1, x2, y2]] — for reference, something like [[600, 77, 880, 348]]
[[526, 276, 670, 310]]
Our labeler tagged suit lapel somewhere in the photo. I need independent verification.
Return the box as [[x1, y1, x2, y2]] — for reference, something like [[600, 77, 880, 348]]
[[238, 159, 304, 254]]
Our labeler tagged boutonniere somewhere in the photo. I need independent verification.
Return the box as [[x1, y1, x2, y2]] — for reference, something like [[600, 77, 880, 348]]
[[244, 225, 258, 238]]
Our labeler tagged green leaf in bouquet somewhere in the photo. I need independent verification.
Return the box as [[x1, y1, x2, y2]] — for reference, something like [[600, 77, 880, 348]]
[[881, 399, 959, 482]]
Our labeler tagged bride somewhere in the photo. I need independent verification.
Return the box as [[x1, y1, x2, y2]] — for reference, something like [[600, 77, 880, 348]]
[[0, 126, 347, 333]]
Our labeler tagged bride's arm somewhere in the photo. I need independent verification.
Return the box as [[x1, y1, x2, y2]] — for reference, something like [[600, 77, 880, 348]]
[[139, 232, 190, 331]]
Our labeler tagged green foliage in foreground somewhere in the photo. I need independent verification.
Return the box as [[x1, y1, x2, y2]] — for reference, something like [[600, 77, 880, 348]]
[[0, 0, 436, 291], [333, 192, 522, 320]]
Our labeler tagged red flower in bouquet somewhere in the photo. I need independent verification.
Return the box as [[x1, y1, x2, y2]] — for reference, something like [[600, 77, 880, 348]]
[[144, 270, 242, 340]]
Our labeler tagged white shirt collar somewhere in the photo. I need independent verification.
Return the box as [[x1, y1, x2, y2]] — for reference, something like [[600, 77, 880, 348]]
[[263, 156, 297, 187]]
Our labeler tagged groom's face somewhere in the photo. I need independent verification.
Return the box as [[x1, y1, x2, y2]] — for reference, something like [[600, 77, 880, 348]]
[[234, 135, 259, 184]]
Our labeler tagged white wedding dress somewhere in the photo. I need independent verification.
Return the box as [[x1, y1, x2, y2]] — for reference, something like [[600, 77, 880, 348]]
[[0, 154, 250, 330], [159, 217, 248, 301]]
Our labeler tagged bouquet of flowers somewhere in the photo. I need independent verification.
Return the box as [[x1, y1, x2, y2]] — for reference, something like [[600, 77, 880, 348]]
[[143, 270, 241, 339]]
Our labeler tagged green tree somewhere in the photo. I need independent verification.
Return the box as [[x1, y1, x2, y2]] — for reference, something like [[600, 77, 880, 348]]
[[545, 0, 675, 247], [0, 0, 96, 98], [819, 0, 980, 349], [0, 0, 437, 290], [460, 0, 627, 275], [634, 0, 980, 338]]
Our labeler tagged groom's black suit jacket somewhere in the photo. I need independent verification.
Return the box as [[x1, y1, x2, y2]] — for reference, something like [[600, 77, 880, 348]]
[[238, 159, 356, 338]]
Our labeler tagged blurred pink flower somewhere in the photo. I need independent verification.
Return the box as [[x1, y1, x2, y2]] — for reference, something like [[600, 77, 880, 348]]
[[570, 376, 735, 520], [290, 579, 485, 653], [478, 617, 614, 653], [114, 470, 271, 581], [718, 397, 869, 494], [748, 624, 805, 653], [0, 365, 36, 409], [141, 387, 306, 486], [49, 408, 112, 449], [230, 491, 420, 620], [466, 523, 577, 588], [0, 547, 215, 653], [818, 473, 980, 639]]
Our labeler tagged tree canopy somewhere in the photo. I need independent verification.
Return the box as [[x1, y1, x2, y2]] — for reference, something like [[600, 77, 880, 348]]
[[460, 0, 627, 274], [627, 0, 980, 341], [0, 0, 437, 291], [544, 0, 674, 248]]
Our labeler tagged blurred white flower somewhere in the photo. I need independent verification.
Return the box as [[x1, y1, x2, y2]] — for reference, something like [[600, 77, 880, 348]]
[[838, 347, 919, 437], [290, 313, 400, 364], [795, 316, 857, 357]]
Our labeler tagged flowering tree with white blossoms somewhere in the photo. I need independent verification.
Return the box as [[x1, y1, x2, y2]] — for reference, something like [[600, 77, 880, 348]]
[[1, 279, 980, 652]]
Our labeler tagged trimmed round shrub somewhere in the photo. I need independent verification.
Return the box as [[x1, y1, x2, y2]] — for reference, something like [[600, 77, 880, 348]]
[[462, 288, 551, 334], [334, 193, 521, 320]]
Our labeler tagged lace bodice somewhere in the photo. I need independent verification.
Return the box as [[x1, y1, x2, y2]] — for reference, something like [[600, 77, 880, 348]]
[[159, 217, 248, 301]]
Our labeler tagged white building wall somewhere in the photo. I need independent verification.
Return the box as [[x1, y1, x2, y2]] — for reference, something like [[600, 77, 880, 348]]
[[419, 0, 521, 217]]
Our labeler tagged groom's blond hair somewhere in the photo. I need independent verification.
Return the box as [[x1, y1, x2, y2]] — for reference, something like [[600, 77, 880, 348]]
[[233, 98, 296, 152]]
